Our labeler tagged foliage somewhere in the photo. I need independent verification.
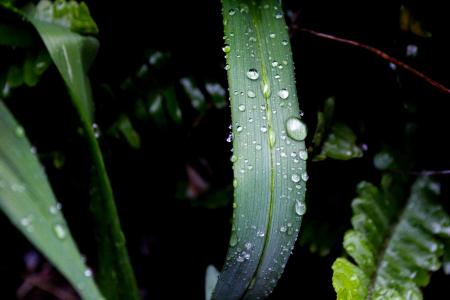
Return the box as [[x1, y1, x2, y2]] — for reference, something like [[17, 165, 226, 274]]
[[333, 172, 450, 299]]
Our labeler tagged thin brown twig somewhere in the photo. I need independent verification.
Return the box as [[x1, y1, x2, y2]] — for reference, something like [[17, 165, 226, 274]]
[[299, 28, 450, 95]]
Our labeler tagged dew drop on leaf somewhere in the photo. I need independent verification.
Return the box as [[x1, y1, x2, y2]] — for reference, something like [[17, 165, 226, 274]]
[[291, 174, 300, 183], [295, 200, 306, 216], [278, 89, 289, 99], [285, 117, 307, 141], [299, 150, 308, 160], [246, 69, 259, 80], [53, 224, 66, 240], [247, 90, 256, 98]]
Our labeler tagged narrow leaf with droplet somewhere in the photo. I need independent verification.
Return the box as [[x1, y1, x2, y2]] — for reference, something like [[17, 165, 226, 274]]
[[0, 101, 104, 300], [214, 1, 307, 298], [0, 1, 140, 299]]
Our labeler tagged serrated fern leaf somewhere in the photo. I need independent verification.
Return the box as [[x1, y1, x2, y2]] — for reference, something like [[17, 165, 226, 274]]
[[332, 175, 450, 300]]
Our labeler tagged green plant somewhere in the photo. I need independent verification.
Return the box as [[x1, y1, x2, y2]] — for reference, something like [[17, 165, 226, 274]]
[[1, 0, 450, 299]]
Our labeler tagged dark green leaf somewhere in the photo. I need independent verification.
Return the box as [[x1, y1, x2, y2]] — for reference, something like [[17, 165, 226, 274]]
[[0, 101, 104, 300], [214, 1, 308, 299]]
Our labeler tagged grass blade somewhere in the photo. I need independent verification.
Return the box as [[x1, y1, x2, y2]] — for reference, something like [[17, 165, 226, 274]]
[[0, 1, 140, 298], [214, 0, 308, 298], [0, 101, 104, 300]]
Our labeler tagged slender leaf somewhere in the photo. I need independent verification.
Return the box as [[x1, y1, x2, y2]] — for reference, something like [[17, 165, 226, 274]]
[[214, 1, 308, 298], [1, 1, 140, 299], [0, 101, 104, 300], [332, 174, 450, 299]]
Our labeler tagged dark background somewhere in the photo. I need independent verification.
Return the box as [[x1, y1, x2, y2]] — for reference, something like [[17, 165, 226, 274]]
[[1, 0, 450, 299]]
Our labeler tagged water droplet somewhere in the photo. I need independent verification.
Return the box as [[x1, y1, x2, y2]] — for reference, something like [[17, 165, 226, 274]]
[[236, 256, 245, 262], [257, 231, 265, 237], [282, 40, 288, 46], [285, 117, 307, 141], [15, 126, 25, 138], [272, 61, 279, 67], [222, 45, 231, 53], [230, 155, 238, 162], [301, 172, 309, 182], [233, 179, 238, 188], [269, 33, 276, 39], [295, 200, 306, 216], [92, 123, 101, 139], [280, 226, 287, 232], [256, 144, 262, 150], [247, 90, 256, 98], [291, 174, 300, 183], [260, 126, 268, 133], [246, 69, 259, 80], [224, 64, 230, 70], [238, 104, 246, 112], [229, 8, 236, 16], [275, 12, 283, 19], [274, 74, 280, 79], [236, 126, 243, 133], [245, 242, 252, 250], [84, 268, 93, 277], [278, 89, 289, 99], [53, 224, 66, 240], [299, 150, 308, 160]]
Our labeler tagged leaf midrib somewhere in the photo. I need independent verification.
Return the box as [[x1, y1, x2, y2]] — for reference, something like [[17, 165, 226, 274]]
[[243, 6, 276, 292], [366, 202, 408, 299]]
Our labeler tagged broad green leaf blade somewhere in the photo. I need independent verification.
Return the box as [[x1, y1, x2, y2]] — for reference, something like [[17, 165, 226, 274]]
[[215, 1, 307, 299], [1, 1, 140, 299], [0, 101, 104, 300], [332, 175, 450, 300]]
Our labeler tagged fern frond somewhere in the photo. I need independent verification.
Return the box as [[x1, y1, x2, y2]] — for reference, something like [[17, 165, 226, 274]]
[[332, 174, 450, 300]]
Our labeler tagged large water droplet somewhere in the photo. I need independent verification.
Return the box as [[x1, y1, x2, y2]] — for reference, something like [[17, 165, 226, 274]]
[[278, 89, 289, 99], [269, 33, 276, 39], [246, 69, 259, 80], [280, 226, 287, 233], [222, 45, 231, 53], [230, 155, 238, 162], [282, 40, 288, 46], [295, 200, 306, 216], [224, 64, 230, 71], [229, 8, 236, 16], [238, 104, 246, 112], [236, 126, 243, 133], [275, 12, 283, 19], [260, 126, 268, 133], [285, 117, 307, 141]]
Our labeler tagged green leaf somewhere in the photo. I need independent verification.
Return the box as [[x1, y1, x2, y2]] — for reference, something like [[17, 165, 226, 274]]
[[205, 265, 220, 300], [114, 115, 141, 149], [0, 101, 104, 300], [332, 174, 450, 300], [214, 1, 307, 299], [1, 1, 140, 299], [314, 122, 363, 161]]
